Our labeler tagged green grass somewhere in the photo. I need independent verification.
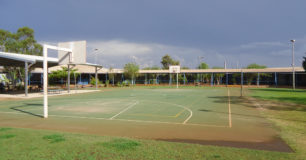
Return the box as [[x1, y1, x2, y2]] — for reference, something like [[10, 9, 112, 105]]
[[249, 88, 306, 105], [0, 127, 294, 160], [0, 134, 16, 139], [99, 138, 141, 150], [43, 134, 66, 143], [248, 88, 306, 160]]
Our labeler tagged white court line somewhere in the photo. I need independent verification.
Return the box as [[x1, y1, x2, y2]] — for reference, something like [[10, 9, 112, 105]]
[[142, 100, 193, 124], [0, 111, 226, 128], [109, 101, 139, 120], [227, 88, 232, 128]]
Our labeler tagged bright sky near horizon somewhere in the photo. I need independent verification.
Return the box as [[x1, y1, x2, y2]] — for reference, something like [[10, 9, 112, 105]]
[[1, 0, 306, 68]]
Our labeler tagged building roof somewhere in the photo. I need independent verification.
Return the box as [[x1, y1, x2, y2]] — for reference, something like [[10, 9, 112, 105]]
[[0, 51, 102, 69], [0, 51, 58, 68], [31, 65, 305, 74]]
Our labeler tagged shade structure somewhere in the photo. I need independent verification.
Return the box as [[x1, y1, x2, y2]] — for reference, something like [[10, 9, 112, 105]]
[[0, 51, 58, 68]]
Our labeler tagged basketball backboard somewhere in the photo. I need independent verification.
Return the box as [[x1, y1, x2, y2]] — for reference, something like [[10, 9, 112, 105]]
[[169, 65, 180, 73], [58, 41, 87, 65]]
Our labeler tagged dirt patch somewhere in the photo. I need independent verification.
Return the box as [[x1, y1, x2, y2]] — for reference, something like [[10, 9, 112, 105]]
[[0, 97, 22, 101], [55, 106, 114, 113], [157, 138, 293, 152]]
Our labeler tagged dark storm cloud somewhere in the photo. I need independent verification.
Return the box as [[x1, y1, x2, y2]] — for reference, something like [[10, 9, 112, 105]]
[[1, 0, 306, 68]]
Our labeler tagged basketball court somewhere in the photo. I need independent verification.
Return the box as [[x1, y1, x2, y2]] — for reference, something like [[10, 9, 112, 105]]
[[0, 87, 292, 152]]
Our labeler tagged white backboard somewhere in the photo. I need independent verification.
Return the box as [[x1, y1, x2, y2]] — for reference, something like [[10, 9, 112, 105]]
[[58, 41, 87, 65], [169, 65, 180, 73]]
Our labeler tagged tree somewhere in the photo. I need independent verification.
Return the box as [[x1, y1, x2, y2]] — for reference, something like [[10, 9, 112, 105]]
[[303, 55, 306, 72], [49, 67, 80, 85], [0, 27, 43, 89], [197, 62, 209, 69], [197, 62, 210, 83], [245, 63, 269, 85], [212, 67, 225, 85], [161, 54, 180, 69], [124, 62, 139, 85]]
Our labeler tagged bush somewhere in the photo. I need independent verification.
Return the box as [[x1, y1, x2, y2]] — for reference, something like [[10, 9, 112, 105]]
[[122, 80, 131, 86], [116, 82, 122, 87], [105, 80, 110, 87], [90, 77, 102, 86]]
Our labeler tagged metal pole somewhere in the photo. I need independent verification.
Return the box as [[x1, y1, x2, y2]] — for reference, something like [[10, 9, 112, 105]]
[[275, 72, 277, 87], [67, 64, 70, 93], [241, 70, 243, 97], [257, 72, 259, 87], [184, 73, 186, 85], [43, 45, 48, 118], [95, 67, 98, 90], [113, 76, 115, 86], [176, 73, 178, 88], [211, 73, 214, 86], [291, 40, 295, 90], [79, 73, 82, 85], [226, 73, 228, 87], [74, 72, 77, 91], [25, 62, 28, 97], [169, 74, 171, 86]]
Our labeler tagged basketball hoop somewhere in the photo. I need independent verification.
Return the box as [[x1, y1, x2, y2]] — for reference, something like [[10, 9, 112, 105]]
[[169, 65, 180, 88]]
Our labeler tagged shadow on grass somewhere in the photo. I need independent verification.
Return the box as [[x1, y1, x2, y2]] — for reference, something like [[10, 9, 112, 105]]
[[207, 95, 306, 122], [209, 95, 306, 112], [10, 103, 44, 118], [198, 108, 264, 119], [252, 96, 306, 107], [249, 88, 306, 93]]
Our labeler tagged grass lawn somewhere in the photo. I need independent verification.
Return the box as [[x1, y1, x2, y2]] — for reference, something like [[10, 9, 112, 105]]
[[249, 88, 306, 105], [248, 87, 306, 160], [0, 127, 293, 160]]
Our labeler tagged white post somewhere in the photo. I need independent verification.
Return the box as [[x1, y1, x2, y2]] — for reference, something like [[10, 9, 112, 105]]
[[257, 72, 260, 87], [95, 67, 98, 89], [240, 70, 243, 97], [74, 72, 77, 92], [43, 45, 48, 118], [291, 40, 295, 90], [176, 73, 178, 88], [67, 64, 70, 93], [25, 62, 28, 97], [42, 44, 72, 119]]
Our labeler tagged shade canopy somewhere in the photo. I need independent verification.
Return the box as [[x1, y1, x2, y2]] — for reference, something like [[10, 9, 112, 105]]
[[0, 51, 58, 68], [0, 51, 102, 68]]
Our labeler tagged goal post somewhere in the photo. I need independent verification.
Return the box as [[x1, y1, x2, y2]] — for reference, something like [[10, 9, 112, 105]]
[[169, 65, 180, 88], [42, 41, 100, 119], [43, 44, 72, 118]]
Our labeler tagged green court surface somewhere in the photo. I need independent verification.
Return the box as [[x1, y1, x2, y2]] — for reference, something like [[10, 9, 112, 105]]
[[0, 87, 292, 152], [0, 88, 231, 126]]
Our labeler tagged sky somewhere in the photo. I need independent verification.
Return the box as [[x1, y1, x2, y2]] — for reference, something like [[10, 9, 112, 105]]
[[1, 0, 306, 69]]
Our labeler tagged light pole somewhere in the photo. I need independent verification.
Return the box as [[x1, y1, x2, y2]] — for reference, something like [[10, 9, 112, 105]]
[[198, 56, 204, 83], [94, 48, 98, 64], [93, 48, 99, 90], [290, 40, 295, 90]]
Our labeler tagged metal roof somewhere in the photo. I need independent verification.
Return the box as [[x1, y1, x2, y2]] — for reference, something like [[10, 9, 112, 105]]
[[0, 51, 103, 69], [0, 51, 58, 68], [31, 65, 305, 74]]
